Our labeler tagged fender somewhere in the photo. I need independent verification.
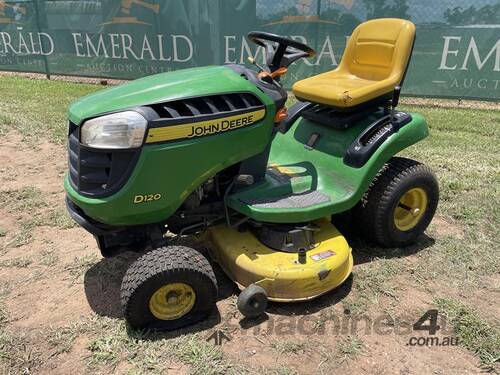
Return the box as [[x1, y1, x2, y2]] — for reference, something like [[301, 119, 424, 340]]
[[227, 112, 429, 223]]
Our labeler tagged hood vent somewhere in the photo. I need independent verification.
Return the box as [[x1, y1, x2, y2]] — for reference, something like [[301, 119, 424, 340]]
[[149, 92, 264, 121]]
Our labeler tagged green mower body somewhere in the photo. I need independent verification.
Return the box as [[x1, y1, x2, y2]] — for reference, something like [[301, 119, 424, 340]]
[[65, 65, 428, 231]]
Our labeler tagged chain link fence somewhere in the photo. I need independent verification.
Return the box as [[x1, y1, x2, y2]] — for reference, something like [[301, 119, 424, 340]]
[[0, 0, 499, 100]]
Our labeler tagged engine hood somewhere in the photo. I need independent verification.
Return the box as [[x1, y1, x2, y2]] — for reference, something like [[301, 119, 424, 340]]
[[68, 66, 269, 125]]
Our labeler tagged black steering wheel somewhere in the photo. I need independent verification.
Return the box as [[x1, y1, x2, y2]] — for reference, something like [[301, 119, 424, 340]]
[[247, 31, 316, 73]]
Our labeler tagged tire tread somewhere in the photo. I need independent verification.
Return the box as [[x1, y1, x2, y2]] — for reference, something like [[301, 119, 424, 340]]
[[120, 246, 217, 328], [353, 157, 438, 247]]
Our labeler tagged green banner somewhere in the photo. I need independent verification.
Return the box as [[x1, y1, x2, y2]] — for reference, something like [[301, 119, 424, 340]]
[[0, 0, 499, 100]]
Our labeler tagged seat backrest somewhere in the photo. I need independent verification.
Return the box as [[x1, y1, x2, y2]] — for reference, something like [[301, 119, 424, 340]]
[[339, 18, 415, 83]]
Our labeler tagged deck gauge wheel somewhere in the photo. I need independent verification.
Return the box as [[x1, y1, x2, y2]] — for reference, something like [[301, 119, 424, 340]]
[[237, 284, 268, 318]]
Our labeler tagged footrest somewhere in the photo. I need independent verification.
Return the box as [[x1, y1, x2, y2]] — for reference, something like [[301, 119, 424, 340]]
[[241, 190, 330, 209]]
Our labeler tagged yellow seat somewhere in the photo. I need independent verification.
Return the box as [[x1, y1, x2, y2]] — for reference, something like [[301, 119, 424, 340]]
[[293, 18, 415, 109]]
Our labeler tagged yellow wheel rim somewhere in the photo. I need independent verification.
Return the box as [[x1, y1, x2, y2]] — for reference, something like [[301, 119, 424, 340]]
[[149, 283, 196, 320], [394, 187, 428, 231]]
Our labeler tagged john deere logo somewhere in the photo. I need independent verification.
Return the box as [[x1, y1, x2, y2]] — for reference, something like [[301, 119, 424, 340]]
[[103, 0, 160, 26], [0, 1, 26, 25]]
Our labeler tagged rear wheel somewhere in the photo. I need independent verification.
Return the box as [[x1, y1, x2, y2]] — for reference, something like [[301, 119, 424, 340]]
[[121, 245, 217, 330], [353, 157, 439, 247]]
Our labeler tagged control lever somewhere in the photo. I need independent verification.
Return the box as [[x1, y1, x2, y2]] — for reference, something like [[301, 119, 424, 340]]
[[390, 86, 401, 129], [247, 57, 267, 74], [235, 174, 254, 186], [258, 67, 288, 83]]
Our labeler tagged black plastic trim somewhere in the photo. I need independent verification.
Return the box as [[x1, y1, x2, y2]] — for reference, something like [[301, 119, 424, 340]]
[[301, 103, 381, 129], [67, 121, 142, 198], [343, 112, 412, 168], [277, 101, 314, 133], [225, 64, 288, 110], [66, 196, 122, 236]]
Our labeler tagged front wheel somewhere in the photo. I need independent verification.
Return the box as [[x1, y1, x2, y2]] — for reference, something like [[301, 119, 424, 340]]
[[353, 157, 439, 247], [121, 246, 218, 330]]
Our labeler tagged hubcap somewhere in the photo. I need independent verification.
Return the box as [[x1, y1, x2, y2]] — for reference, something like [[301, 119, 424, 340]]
[[149, 283, 195, 320], [394, 187, 428, 231]]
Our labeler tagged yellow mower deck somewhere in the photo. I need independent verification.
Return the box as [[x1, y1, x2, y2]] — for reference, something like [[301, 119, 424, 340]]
[[205, 219, 353, 302]]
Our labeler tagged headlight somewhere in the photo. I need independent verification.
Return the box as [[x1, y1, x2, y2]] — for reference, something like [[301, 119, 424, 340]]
[[81, 111, 147, 149]]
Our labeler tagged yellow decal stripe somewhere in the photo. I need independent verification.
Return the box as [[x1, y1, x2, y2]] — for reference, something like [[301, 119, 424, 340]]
[[146, 109, 266, 143]]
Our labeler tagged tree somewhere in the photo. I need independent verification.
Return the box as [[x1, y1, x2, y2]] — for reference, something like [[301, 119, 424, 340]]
[[258, 6, 299, 23], [321, 8, 359, 30], [444, 4, 500, 25], [362, 0, 410, 20]]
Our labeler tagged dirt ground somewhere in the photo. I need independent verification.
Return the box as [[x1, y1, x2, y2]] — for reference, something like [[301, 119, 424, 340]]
[[0, 129, 497, 375]]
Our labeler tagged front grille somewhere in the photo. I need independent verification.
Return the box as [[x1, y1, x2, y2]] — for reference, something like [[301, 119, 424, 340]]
[[67, 122, 140, 198], [149, 92, 263, 121]]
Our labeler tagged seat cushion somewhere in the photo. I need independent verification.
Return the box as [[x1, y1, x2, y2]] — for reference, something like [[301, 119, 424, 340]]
[[293, 72, 380, 107], [293, 71, 397, 108], [292, 18, 415, 108]]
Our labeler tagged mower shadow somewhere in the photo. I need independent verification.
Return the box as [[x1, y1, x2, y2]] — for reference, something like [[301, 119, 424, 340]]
[[243, 274, 354, 324], [83, 245, 238, 337], [84, 252, 140, 319], [333, 211, 436, 266], [351, 234, 435, 266]]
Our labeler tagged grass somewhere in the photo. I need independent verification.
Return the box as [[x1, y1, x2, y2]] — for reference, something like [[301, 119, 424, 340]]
[[0, 301, 7, 329], [0, 256, 33, 268], [354, 258, 401, 298], [398, 105, 500, 291], [77, 314, 242, 375], [65, 254, 99, 279], [39, 248, 59, 266], [435, 297, 500, 368], [46, 209, 77, 229], [46, 325, 78, 355], [0, 186, 47, 214], [0, 187, 49, 249], [269, 366, 300, 375], [8, 221, 35, 248], [339, 258, 401, 316], [270, 340, 308, 355], [0, 190, 75, 251], [0, 330, 42, 374], [0, 283, 11, 300], [174, 335, 232, 374], [0, 283, 42, 374], [0, 76, 101, 144], [336, 335, 364, 361]]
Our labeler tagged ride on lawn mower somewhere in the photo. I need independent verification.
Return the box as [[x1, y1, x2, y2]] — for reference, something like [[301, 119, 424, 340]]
[[65, 18, 438, 330]]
